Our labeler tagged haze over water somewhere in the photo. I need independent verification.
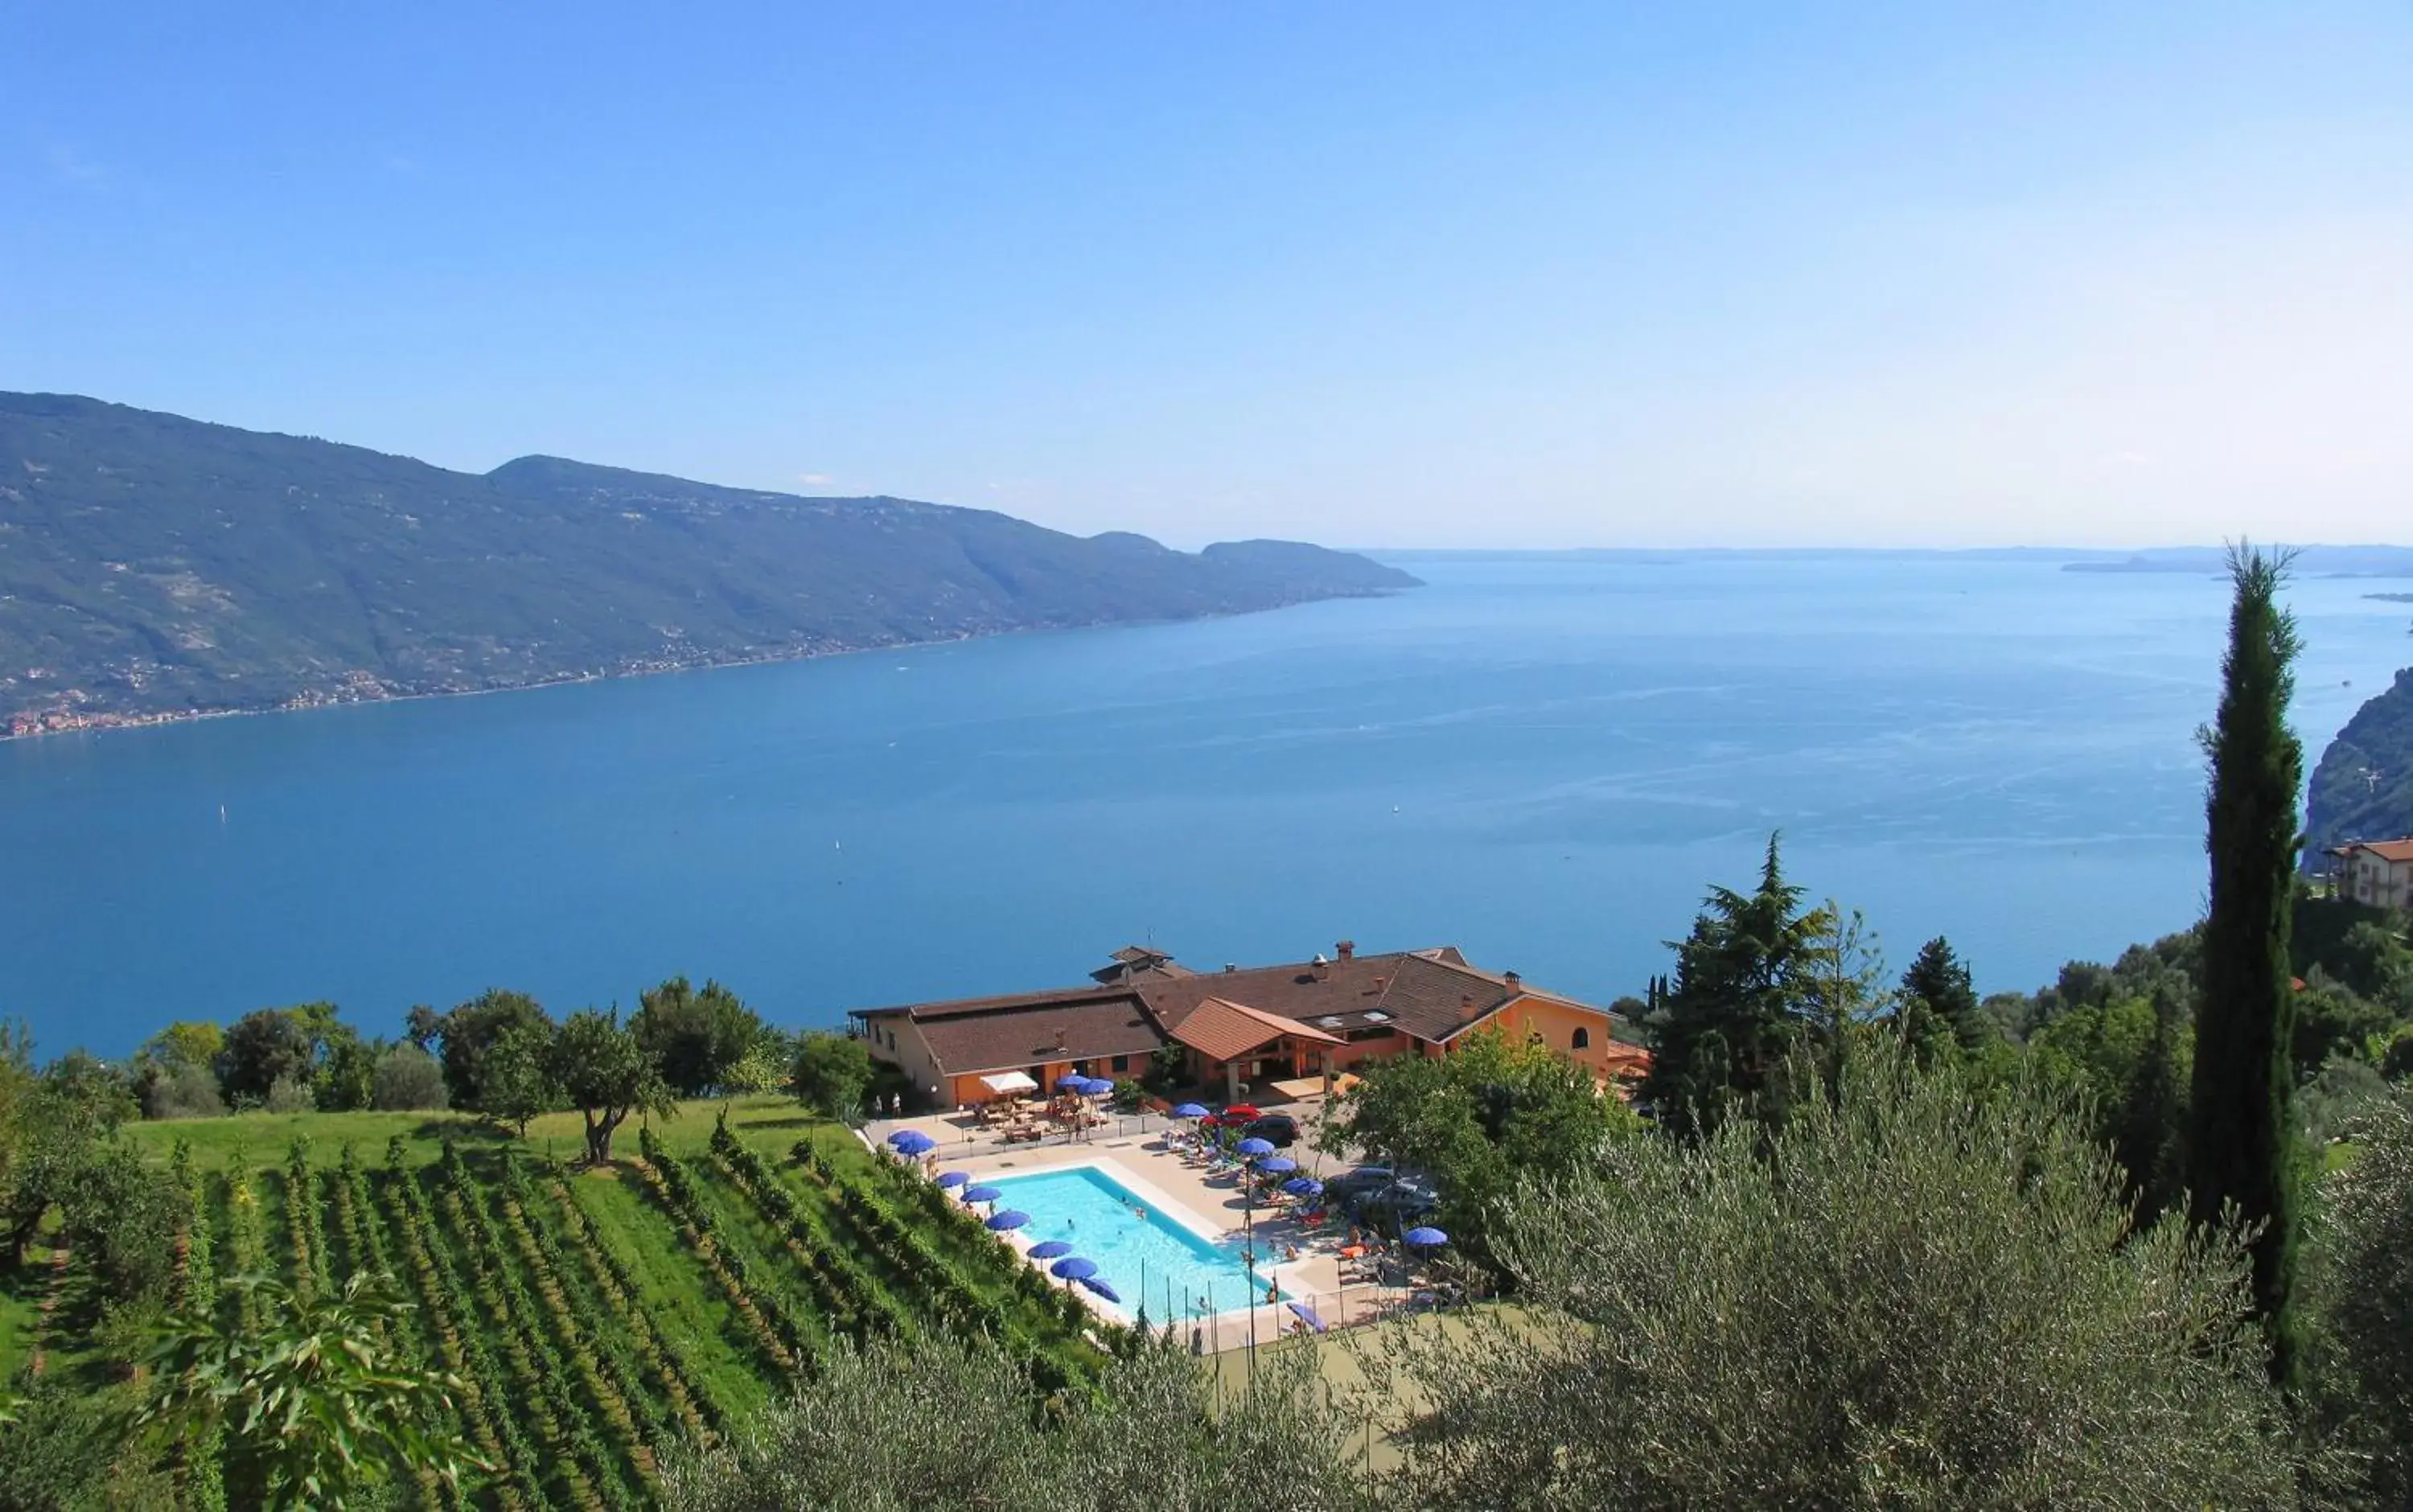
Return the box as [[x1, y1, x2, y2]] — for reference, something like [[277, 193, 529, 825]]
[[6, 553, 2407, 1058]]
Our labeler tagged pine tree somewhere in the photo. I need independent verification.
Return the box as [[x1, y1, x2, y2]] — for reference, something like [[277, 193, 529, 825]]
[[2186, 542, 2305, 1389], [1639, 834, 1820, 1135], [1898, 936, 1984, 1058]]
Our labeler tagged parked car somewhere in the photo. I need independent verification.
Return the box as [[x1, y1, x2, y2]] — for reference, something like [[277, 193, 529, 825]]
[[1322, 1165, 1397, 1206], [1342, 1171, 1441, 1232], [1199, 1103, 1264, 1130], [1239, 1113, 1299, 1148]]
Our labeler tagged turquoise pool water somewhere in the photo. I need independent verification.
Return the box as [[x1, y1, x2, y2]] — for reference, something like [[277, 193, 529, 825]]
[[985, 1165, 1280, 1319]]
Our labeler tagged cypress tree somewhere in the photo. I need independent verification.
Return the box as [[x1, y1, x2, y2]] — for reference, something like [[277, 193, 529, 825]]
[[2186, 542, 2304, 1388]]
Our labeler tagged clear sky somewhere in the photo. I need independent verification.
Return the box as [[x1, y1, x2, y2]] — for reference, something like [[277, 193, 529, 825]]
[[6, 5, 2410, 549]]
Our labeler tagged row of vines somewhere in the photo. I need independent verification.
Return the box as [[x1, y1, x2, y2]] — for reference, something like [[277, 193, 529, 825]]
[[159, 1119, 1123, 1510]]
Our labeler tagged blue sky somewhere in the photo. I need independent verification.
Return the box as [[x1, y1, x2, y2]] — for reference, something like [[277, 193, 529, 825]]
[[6, 4, 2411, 548]]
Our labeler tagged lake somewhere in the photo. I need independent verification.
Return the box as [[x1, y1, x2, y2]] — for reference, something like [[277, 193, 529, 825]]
[[5, 553, 2409, 1058]]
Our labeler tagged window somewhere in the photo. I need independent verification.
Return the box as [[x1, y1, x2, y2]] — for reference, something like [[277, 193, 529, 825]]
[[1111, 1054, 1129, 1073], [1572, 1026, 1591, 1050], [1344, 1025, 1396, 1043]]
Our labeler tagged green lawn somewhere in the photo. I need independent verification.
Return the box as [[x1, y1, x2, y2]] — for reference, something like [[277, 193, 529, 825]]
[[0, 1241, 50, 1379], [125, 1093, 820, 1171]]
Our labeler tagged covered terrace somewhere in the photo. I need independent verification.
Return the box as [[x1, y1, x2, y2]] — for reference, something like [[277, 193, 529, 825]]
[[1170, 996, 1346, 1102]]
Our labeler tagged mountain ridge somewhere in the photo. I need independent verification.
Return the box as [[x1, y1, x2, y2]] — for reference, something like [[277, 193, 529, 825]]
[[0, 392, 1417, 735]]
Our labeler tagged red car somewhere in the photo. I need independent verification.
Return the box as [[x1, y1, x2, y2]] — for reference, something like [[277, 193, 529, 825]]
[[1198, 1103, 1263, 1130]]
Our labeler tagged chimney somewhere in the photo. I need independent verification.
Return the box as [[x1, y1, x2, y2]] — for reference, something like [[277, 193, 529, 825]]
[[1313, 953, 1331, 981], [1336, 939, 1356, 961], [1054, 1029, 1067, 1052], [1224, 963, 1238, 973], [1504, 969, 1522, 990], [1460, 992, 1477, 1016]]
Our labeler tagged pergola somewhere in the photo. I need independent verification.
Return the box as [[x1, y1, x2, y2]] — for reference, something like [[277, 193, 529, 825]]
[[1170, 996, 1345, 1101]]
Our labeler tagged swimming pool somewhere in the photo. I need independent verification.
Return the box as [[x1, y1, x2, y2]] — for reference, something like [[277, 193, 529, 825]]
[[984, 1165, 1283, 1321]]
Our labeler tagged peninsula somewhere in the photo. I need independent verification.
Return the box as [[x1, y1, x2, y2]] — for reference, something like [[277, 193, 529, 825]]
[[0, 393, 1417, 737]]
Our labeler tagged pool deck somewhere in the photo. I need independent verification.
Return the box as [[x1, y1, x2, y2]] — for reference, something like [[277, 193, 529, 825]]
[[863, 1105, 1419, 1354]]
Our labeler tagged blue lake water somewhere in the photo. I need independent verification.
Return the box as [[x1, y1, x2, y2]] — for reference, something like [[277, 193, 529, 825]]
[[4, 553, 2411, 1057], [982, 1164, 1278, 1318]]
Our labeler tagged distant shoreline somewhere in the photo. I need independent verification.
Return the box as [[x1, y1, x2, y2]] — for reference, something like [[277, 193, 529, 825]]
[[2, 594, 1400, 746], [1361, 544, 2413, 572]]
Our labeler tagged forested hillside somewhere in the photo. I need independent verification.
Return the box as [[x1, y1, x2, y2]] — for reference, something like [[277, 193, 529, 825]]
[[0, 394, 1416, 733], [2308, 666, 2413, 854]]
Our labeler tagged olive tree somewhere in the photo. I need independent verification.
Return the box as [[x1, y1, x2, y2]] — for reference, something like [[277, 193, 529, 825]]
[[548, 1009, 672, 1165], [663, 1329, 1370, 1512], [369, 1042, 448, 1111], [1356, 1054, 2301, 1510], [2305, 1093, 2413, 1506]]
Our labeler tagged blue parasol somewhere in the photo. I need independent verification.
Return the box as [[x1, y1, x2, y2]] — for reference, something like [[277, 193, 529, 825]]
[[1028, 1239, 1074, 1259], [890, 1130, 937, 1156], [1286, 1300, 1328, 1333], [1281, 1177, 1324, 1198], [1257, 1155, 1297, 1174], [1402, 1225, 1449, 1247], [1050, 1255, 1099, 1280], [1171, 1103, 1211, 1119], [935, 1170, 970, 1189], [961, 1185, 1003, 1204], [1235, 1137, 1276, 1158], [985, 1210, 1031, 1231], [1079, 1276, 1122, 1304]]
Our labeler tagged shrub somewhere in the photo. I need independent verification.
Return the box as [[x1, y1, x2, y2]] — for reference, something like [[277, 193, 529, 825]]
[[791, 1033, 874, 1122], [371, 1042, 450, 1111], [2381, 1024, 2413, 1083], [660, 1330, 1365, 1511], [142, 1061, 225, 1120], [1358, 1054, 2301, 1510], [262, 1073, 316, 1115], [2307, 1093, 2413, 1506], [2303, 1056, 2390, 1147], [1140, 1045, 1188, 1095]]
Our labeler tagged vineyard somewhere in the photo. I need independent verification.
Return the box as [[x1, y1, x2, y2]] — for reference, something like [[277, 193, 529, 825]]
[[150, 1109, 1115, 1510]]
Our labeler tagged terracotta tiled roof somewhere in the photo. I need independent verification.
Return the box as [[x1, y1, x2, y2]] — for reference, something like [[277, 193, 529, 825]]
[[1170, 997, 1344, 1061], [849, 943, 1626, 1077], [1597, 1042, 1653, 1074], [2349, 839, 2413, 864], [865, 986, 1170, 1076], [1140, 950, 1529, 1045]]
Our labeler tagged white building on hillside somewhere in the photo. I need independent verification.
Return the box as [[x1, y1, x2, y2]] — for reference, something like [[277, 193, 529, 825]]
[[2334, 839, 2413, 910]]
